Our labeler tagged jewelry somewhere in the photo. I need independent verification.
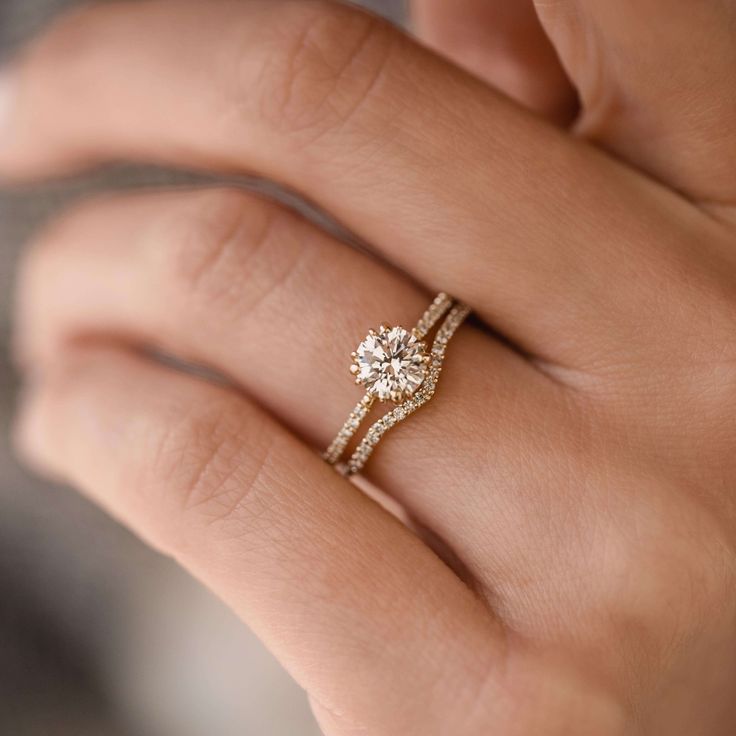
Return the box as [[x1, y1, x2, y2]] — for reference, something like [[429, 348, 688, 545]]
[[324, 293, 470, 475]]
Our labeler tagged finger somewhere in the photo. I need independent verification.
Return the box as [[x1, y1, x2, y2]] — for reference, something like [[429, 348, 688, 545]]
[[18, 187, 567, 590], [15, 344, 506, 735], [534, 0, 736, 202], [411, 0, 577, 123], [0, 0, 694, 370]]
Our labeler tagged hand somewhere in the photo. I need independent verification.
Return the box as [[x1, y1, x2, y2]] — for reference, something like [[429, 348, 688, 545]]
[[5, 1, 736, 733]]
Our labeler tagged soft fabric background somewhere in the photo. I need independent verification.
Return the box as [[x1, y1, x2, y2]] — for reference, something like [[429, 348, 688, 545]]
[[0, 1, 404, 734]]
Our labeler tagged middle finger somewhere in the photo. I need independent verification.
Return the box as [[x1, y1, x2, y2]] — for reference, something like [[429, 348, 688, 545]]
[[1, 0, 709, 373]]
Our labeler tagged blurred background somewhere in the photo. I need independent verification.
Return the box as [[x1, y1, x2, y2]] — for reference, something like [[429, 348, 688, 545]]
[[0, 1, 404, 734]]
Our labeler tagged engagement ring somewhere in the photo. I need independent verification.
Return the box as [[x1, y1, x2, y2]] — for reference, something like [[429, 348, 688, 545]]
[[324, 293, 469, 475]]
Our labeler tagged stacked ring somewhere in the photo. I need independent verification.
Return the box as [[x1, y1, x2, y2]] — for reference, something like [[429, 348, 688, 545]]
[[324, 293, 470, 475]]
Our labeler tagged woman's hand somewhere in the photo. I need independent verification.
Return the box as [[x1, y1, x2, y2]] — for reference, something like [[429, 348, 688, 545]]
[[5, 1, 736, 733]]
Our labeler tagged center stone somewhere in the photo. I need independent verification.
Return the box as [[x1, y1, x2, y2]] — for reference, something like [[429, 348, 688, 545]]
[[353, 325, 428, 403]]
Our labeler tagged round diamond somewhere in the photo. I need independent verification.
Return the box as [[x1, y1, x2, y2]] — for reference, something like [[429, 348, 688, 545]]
[[354, 326, 428, 402]]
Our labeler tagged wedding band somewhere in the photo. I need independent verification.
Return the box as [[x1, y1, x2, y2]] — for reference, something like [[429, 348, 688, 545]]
[[324, 293, 470, 475]]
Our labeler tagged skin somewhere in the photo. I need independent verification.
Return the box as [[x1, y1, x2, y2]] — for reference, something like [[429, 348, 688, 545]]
[[3, 0, 736, 732]]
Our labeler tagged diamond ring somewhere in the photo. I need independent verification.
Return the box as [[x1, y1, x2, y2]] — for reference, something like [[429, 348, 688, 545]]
[[324, 293, 470, 475]]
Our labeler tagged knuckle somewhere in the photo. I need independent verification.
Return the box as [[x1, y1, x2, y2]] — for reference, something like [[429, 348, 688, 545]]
[[164, 189, 255, 294], [250, 1, 395, 140], [161, 189, 303, 321], [146, 396, 277, 534]]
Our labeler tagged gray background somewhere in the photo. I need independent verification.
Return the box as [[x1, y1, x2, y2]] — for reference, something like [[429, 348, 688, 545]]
[[0, 1, 404, 734]]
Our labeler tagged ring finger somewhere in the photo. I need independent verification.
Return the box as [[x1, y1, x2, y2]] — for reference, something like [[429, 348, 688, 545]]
[[18, 186, 578, 595]]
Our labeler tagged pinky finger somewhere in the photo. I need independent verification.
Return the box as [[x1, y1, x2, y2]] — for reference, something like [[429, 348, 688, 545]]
[[15, 344, 502, 734]]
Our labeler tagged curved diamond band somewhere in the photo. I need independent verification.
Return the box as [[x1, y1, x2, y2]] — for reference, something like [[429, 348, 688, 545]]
[[323, 293, 469, 475]]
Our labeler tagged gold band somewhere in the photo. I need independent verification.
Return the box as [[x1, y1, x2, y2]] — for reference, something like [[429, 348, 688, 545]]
[[322, 293, 452, 465], [323, 294, 469, 475]]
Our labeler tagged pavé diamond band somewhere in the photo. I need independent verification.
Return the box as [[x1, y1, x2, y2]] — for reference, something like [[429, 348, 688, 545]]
[[324, 293, 470, 475]]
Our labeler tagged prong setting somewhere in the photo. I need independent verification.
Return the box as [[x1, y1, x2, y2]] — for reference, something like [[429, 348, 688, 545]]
[[352, 324, 428, 403]]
